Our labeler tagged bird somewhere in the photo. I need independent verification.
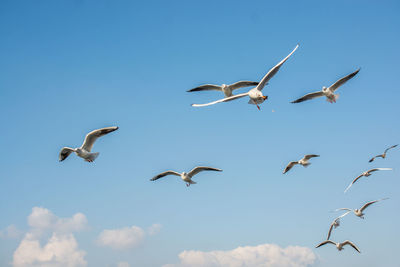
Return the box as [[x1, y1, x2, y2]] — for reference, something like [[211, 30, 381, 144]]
[[187, 81, 259, 97], [344, 168, 392, 193], [59, 126, 119, 162], [150, 166, 222, 187], [283, 154, 319, 174], [335, 198, 388, 219], [192, 44, 299, 110], [291, 68, 360, 103], [369, 144, 398, 162], [326, 211, 351, 240], [315, 240, 360, 253]]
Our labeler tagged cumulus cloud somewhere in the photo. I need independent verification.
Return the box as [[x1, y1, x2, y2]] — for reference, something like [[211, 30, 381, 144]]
[[97, 226, 145, 250], [12, 207, 88, 267], [163, 243, 316, 267], [0, 225, 23, 239]]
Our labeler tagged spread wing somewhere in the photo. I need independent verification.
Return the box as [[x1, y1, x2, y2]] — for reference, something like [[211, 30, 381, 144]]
[[304, 154, 320, 160], [329, 68, 360, 92], [229, 81, 259, 90], [59, 147, 75, 162], [360, 198, 388, 212], [291, 91, 324, 103], [81, 126, 119, 152], [255, 44, 299, 91], [315, 240, 336, 248], [384, 144, 398, 154], [342, 240, 361, 253], [344, 174, 363, 193], [191, 92, 249, 107], [367, 168, 392, 174], [368, 154, 383, 163], [150, 171, 181, 181], [187, 84, 222, 92], [188, 166, 222, 177], [283, 161, 298, 174]]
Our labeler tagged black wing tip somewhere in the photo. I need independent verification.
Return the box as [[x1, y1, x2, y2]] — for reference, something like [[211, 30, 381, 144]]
[[368, 159, 374, 162]]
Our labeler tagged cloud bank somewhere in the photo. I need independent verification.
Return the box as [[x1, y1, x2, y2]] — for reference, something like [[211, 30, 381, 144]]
[[163, 243, 316, 267]]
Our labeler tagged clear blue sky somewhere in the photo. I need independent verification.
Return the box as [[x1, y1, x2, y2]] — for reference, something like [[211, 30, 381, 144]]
[[0, 0, 399, 266]]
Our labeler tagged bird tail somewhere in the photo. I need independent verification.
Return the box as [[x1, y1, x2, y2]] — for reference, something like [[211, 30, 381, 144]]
[[334, 94, 339, 102], [303, 162, 311, 168], [87, 152, 99, 162]]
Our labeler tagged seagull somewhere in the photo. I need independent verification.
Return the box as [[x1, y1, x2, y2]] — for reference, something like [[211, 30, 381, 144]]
[[187, 81, 259, 97], [344, 168, 392, 193], [192, 44, 299, 110], [283, 154, 319, 174], [150, 166, 222, 187], [59, 126, 119, 162], [335, 198, 388, 219], [369, 144, 398, 162], [326, 211, 351, 240], [315, 240, 360, 253], [291, 68, 360, 103]]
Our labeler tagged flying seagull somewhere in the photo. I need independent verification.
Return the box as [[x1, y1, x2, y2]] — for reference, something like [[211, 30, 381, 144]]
[[192, 44, 299, 110], [291, 68, 360, 103], [315, 240, 360, 253], [335, 198, 388, 219], [326, 211, 351, 240], [344, 168, 392, 193], [369, 144, 398, 162], [59, 126, 119, 162], [150, 166, 222, 187], [187, 81, 259, 97], [283, 154, 319, 174]]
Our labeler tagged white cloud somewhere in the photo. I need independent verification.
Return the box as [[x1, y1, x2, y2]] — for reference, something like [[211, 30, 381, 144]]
[[163, 243, 317, 267], [148, 223, 162, 236], [117, 262, 131, 267], [12, 207, 88, 267], [97, 226, 145, 250], [0, 225, 23, 239]]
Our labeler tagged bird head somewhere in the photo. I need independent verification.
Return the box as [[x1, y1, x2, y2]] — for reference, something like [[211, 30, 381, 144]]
[[262, 95, 268, 100]]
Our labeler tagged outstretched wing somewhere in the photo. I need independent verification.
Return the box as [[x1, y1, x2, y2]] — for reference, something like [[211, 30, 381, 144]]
[[329, 68, 360, 92], [283, 161, 298, 174], [315, 240, 336, 248], [256, 44, 299, 91], [384, 144, 398, 154], [291, 91, 324, 103], [191, 92, 249, 107], [59, 147, 75, 162], [367, 168, 392, 174], [81, 126, 119, 152], [342, 240, 361, 253], [188, 166, 222, 177], [150, 171, 181, 181], [360, 198, 388, 212], [304, 154, 320, 160], [187, 84, 222, 92], [229, 81, 259, 90], [368, 154, 383, 163]]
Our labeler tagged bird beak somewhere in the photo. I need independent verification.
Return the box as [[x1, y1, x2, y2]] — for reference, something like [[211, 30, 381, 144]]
[[263, 96, 268, 100]]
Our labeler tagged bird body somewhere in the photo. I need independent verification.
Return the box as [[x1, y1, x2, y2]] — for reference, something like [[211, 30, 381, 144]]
[[192, 44, 299, 110], [291, 69, 360, 104], [150, 166, 222, 187], [59, 126, 119, 162], [369, 144, 398, 162], [336, 198, 388, 219], [316, 240, 360, 253], [283, 154, 319, 174]]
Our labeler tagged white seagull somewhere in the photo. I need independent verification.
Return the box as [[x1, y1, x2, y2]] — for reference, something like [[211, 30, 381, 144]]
[[291, 68, 360, 103], [192, 44, 299, 110], [344, 168, 392, 193], [150, 166, 222, 187], [335, 198, 388, 219], [326, 211, 351, 240], [187, 81, 259, 97], [316, 240, 360, 253], [369, 144, 398, 162], [283, 154, 319, 174], [59, 126, 119, 162]]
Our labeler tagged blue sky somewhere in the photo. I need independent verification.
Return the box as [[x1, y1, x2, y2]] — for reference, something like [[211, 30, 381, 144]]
[[0, 0, 399, 266]]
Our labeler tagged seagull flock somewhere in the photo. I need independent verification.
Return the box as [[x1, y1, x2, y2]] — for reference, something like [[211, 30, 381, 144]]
[[57, 44, 397, 255]]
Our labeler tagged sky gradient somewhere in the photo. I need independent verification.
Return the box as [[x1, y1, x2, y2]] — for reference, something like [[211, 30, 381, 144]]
[[0, 0, 399, 266]]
